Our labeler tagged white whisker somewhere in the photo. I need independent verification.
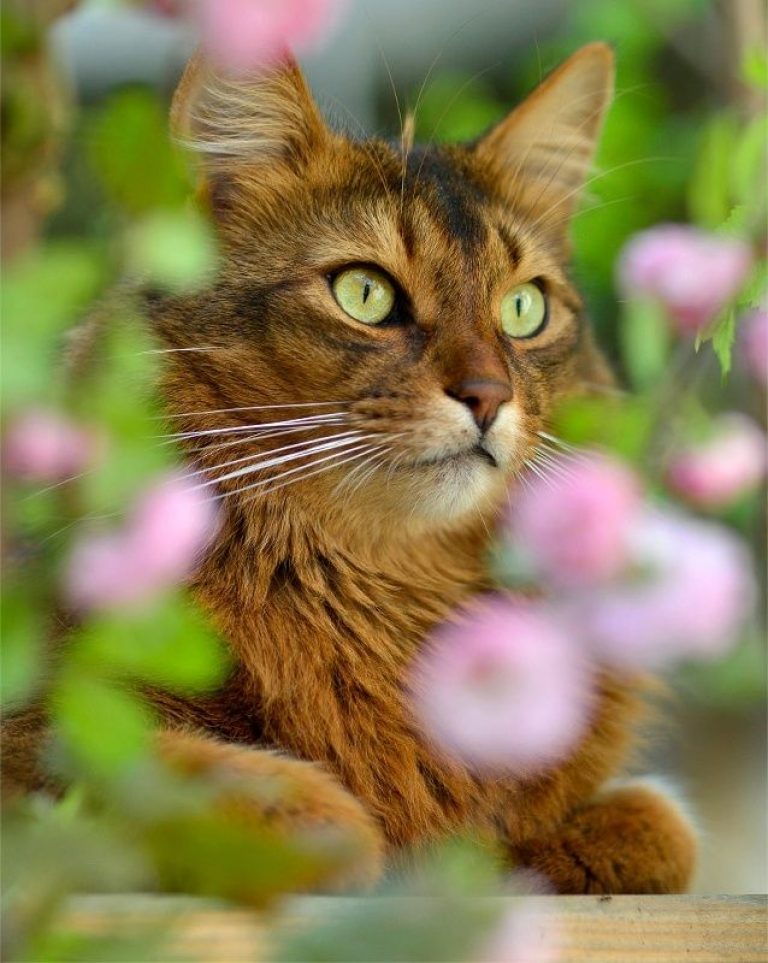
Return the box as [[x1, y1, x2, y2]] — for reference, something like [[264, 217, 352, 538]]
[[157, 401, 352, 419], [185, 420, 349, 457], [188, 430, 364, 480], [334, 446, 391, 497], [138, 345, 225, 355], [157, 412, 346, 443], [536, 430, 583, 454], [232, 443, 383, 502], [192, 434, 374, 491]]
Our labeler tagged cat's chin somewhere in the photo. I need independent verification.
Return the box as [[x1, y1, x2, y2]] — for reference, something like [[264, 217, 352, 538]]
[[404, 452, 507, 523]]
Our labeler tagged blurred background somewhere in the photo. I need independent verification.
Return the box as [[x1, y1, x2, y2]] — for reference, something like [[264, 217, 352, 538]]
[[3, 0, 766, 915]]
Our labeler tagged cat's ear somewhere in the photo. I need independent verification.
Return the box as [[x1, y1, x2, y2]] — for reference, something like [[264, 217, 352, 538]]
[[473, 43, 614, 231], [171, 52, 332, 179]]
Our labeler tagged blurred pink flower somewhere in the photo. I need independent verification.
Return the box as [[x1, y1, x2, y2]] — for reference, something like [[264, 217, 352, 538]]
[[411, 596, 591, 774], [198, 0, 347, 74], [619, 225, 752, 336], [665, 414, 767, 508], [3, 408, 94, 483], [66, 473, 219, 611], [481, 901, 561, 963], [739, 308, 768, 387], [145, 0, 185, 16], [508, 453, 641, 588], [576, 508, 754, 668]]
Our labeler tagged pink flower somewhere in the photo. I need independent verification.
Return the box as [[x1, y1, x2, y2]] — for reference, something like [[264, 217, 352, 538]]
[[480, 901, 561, 963], [197, 0, 347, 74], [411, 597, 591, 774], [509, 453, 641, 588], [66, 473, 219, 611], [619, 225, 752, 336], [665, 414, 767, 508], [3, 408, 95, 483], [739, 308, 768, 387], [145, 0, 185, 16], [576, 508, 754, 668]]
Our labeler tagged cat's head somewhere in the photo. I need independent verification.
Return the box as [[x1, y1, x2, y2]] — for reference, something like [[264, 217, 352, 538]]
[[152, 44, 615, 535]]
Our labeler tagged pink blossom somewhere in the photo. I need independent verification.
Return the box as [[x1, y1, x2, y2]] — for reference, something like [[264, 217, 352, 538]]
[[145, 0, 185, 16], [509, 453, 641, 588], [3, 408, 95, 483], [619, 225, 752, 336], [576, 508, 754, 668], [197, 0, 347, 74], [665, 414, 767, 508], [739, 308, 768, 387], [480, 901, 561, 963], [66, 473, 219, 611], [411, 597, 591, 774]]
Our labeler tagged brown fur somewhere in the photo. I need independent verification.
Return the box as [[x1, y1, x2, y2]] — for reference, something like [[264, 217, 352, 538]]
[[2, 45, 696, 894]]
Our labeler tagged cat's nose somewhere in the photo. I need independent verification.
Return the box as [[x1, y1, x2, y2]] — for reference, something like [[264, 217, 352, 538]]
[[446, 378, 512, 432]]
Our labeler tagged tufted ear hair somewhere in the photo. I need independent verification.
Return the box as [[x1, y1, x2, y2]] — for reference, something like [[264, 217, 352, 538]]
[[472, 43, 614, 233], [171, 51, 333, 176]]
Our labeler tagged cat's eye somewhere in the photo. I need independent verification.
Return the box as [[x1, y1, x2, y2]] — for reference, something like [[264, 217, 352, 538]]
[[332, 267, 396, 325], [500, 282, 548, 339]]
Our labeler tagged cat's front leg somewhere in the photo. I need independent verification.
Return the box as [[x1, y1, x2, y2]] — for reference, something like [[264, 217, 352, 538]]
[[507, 778, 697, 894], [157, 729, 385, 892]]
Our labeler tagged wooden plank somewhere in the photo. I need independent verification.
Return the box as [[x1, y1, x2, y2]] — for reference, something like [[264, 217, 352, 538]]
[[61, 894, 767, 963]]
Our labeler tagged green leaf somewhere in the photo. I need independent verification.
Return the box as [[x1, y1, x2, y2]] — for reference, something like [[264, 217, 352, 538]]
[[1, 245, 106, 406], [74, 598, 230, 693], [87, 89, 191, 215], [732, 115, 768, 216], [688, 115, 738, 229], [0, 588, 44, 709], [52, 674, 154, 779], [711, 308, 736, 377], [741, 47, 768, 90], [125, 208, 217, 293], [619, 297, 670, 389], [552, 396, 653, 463]]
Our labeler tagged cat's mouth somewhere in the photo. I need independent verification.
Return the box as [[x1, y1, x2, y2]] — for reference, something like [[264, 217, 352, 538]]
[[411, 444, 499, 470]]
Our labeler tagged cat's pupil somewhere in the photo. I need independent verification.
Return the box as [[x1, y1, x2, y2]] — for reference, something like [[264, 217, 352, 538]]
[[362, 280, 371, 304], [516, 295, 523, 316]]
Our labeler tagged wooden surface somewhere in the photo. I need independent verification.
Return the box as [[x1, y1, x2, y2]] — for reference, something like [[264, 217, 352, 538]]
[[61, 894, 767, 963]]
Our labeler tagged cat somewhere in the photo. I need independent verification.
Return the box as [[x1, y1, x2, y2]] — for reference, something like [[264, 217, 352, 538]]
[[3, 43, 696, 895]]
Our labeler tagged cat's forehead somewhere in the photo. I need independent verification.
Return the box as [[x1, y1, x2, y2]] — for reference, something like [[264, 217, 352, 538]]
[[296, 138, 564, 296]]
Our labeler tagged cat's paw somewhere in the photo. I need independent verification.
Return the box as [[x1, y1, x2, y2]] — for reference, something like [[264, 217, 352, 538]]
[[510, 777, 697, 894], [157, 729, 385, 892]]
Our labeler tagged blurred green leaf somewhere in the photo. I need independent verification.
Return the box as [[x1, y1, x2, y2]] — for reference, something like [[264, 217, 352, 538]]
[[1, 585, 44, 708], [711, 307, 736, 377], [146, 811, 344, 907], [76, 319, 173, 513], [275, 839, 504, 962], [52, 674, 154, 779], [552, 396, 653, 462], [688, 115, 738, 229], [1, 244, 106, 406], [620, 297, 670, 389], [87, 89, 190, 215], [125, 208, 217, 293], [74, 598, 230, 693], [741, 47, 768, 90]]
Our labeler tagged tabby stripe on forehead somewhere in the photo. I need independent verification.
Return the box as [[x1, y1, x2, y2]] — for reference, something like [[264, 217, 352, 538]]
[[405, 149, 488, 254]]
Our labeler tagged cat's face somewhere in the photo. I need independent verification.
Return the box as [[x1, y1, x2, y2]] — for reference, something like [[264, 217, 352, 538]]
[[154, 45, 615, 531]]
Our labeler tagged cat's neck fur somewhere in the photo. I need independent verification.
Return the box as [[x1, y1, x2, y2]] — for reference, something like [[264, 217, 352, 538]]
[[191, 496, 499, 843]]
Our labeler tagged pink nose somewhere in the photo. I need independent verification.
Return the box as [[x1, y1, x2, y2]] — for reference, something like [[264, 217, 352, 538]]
[[446, 378, 512, 432]]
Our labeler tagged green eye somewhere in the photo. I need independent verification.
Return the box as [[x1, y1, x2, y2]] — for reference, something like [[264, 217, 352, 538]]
[[332, 267, 396, 325], [500, 282, 547, 338]]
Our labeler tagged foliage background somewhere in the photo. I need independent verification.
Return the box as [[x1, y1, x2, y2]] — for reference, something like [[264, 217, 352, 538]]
[[2, 0, 766, 959]]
